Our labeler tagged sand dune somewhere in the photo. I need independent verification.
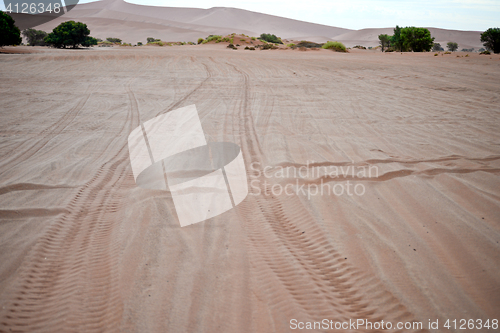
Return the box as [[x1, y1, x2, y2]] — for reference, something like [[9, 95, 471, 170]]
[[10, 0, 482, 48], [0, 45, 499, 332]]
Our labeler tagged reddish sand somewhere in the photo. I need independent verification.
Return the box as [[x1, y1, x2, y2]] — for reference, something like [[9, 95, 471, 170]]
[[0, 45, 499, 332]]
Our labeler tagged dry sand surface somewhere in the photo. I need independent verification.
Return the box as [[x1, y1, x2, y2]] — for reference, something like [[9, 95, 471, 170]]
[[0, 45, 499, 332]]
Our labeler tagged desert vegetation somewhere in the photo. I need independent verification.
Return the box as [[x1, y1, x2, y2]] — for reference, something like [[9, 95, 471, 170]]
[[322, 41, 347, 52], [0, 11, 21, 47], [432, 43, 444, 51], [22, 29, 48, 46], [44, 21, 98, 48], [480, 28, 500, 53], [447, 42, 458, 52], [378, 26, 434, 52], [259, 33, 282, 44]]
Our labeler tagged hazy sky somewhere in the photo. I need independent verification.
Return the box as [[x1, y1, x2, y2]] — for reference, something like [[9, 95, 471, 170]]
[[3, 0, 499, 31]]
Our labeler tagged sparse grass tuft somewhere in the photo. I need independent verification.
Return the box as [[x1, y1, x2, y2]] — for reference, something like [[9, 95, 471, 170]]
[[322, 41, 347, 52], [480, 50, 491, 55], [202, 35, 222, 44]]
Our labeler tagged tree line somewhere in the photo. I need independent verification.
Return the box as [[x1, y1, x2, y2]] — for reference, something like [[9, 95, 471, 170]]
[[1, 10, 500, 53], [378, 25, 499, 53]]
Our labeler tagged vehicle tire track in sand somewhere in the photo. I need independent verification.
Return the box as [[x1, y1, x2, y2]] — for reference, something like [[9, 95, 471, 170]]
[[0, 87, 94, 176], [0, 84, 141, 332], [226, 60, 428, 332], [155, 62, 213, 117]]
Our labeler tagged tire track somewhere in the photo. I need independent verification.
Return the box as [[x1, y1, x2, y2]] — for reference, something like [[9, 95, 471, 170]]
[[227, 59, 428, 332], [0, 83, 141, 332], [0, 87, 94, 176]]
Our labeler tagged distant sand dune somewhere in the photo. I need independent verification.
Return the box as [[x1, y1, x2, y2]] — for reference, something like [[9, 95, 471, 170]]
[[9, 0, 483, 48]]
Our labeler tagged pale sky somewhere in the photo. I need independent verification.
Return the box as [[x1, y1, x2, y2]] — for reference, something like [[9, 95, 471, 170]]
[[4, 0, 499, 31]]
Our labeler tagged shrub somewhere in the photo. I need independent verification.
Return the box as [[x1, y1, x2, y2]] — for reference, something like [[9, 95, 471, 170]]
[[137, 42, 142, 46], [244, 46, 255, 50], [432, 43, 444, 51], [480, 50, 491, 55], [22, 28, 48, 46], [480, 28, 500, 54], [353, 45, 366, 49], [148, 41, 165, 46], [0, 11, 22, 47], [322, 41, 347, 52], [240, 38, 246, 41], [202, 35, 222, 43], [261, 43, 278, 50], [251, 37, 256, 40], [147, 37, 155, 43], [434, 53, 438, 56], [107, 37, 122, 43], [296, 41, 322, 48], [444, 51, 451, 54], [197, 38, 204, 44], [287, 43, 296, 48], [385, 48, 395, 52], [45, 21, 97, 48], [447, 42, 458, 52], [259, 33, 282, 44]]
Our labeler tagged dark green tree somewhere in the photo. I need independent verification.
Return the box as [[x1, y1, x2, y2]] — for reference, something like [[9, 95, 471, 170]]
[[44, 21, 97, 48], [378, 34, 391, 52], [447, 42, 458, 52], [22, 28, 48, 46], [400, 27, 434, 52], [480, 28, 500, 54], [390, 25, 403, 51], [0, 11, 21, 47]]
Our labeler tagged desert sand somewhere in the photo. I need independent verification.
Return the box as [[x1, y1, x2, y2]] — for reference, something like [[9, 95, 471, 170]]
[[0, 45, 499, 332]]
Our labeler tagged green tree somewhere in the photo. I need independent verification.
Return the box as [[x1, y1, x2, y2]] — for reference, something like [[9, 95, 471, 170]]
[[378, 34, 391, 52], [447, 42, 458, 52], [480, 28, 500, 54], [0, 11, 21, 47], [400, 27, 434, 52], [22, 28, 48, 46], [45, 21, 97, 48], [391, 25, 403, 51], [146, 37, 155, 43]]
